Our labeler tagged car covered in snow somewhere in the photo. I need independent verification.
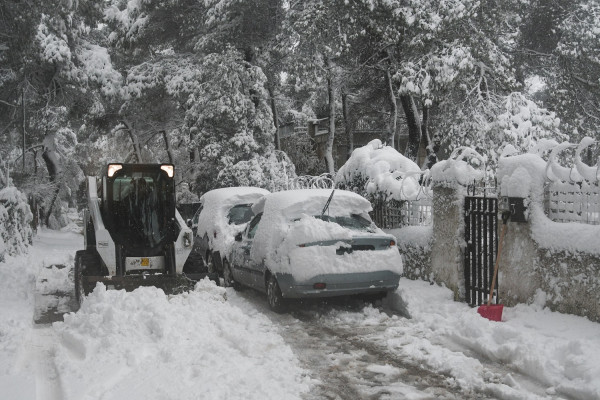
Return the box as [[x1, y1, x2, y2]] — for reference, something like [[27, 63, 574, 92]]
[[224, 189, 403, 312], [191, 187, 270, 277]]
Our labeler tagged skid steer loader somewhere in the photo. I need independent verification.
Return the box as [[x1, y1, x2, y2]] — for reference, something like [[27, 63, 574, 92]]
[[74, 163, 215, 303]]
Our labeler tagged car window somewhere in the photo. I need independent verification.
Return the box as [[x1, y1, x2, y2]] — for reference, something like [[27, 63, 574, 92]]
[[315, 214, 373, 230], [247, 213, 263, 239], [227, 204, 254, 225]]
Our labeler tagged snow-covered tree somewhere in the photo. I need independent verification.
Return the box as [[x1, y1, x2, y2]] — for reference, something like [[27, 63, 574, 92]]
[[0, 187, 33, 259]]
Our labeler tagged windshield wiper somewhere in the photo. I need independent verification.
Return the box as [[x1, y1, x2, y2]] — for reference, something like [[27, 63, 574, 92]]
[[321, 189, 335, 216]]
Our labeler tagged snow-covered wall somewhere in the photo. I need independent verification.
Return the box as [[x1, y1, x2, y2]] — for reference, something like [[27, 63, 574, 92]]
[[497, 153, 600, 322]]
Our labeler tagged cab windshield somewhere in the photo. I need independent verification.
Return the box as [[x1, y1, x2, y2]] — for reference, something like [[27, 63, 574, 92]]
[[105, 167, 175, 248]]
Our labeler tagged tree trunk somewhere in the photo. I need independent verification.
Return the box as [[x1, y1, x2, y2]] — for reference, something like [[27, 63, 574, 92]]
[[400, 94, 422, 161], [325, 57, 336, 175], [45, 183, 61, 227], [268, 85, 281, 150], [121, 120, 143, 163], [386, 68, 397, 148], [420, 104, 439, 169], [42, 148, 59, 182], [162, 130, 174, 164], [342, 91, 353, 160]]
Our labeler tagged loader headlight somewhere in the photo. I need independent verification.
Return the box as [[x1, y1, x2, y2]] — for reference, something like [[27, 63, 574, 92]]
[[183, 232, 192, 248], [107, 164, 123, 177], [160, 164, 174, 178]]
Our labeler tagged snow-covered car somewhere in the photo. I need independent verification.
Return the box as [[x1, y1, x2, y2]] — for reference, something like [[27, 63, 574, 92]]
[[225, 189, 403, 312], [192, 187, 270, 277]]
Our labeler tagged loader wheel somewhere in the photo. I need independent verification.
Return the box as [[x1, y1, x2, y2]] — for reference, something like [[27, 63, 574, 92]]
[[182, 251, 207, 274], [74, 252, 85, 307], [74, 250, 102, 306]]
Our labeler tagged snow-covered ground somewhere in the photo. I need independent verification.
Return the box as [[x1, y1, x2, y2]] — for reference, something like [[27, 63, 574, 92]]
[[1, 228, 599, 399]]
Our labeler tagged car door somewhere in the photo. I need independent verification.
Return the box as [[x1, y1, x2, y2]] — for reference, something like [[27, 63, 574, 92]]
[[231, 213, 262, 287], [241, 213, 263, 289]]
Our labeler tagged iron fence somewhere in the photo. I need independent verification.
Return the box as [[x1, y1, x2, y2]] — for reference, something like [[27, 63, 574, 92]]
[[370, 197, 433, 229]]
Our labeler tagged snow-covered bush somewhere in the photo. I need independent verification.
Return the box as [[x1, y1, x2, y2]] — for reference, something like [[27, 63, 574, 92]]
[[440, 92, 566, 174], [0, 187, 33, 260], [218, 151, 297, 192], [335, 139, 422, 201]]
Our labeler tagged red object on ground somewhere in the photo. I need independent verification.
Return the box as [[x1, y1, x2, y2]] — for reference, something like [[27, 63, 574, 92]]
[[477, 304, 504, 321]]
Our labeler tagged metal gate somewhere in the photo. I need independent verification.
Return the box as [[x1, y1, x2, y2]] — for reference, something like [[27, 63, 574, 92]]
[[464, 196, 498, 306]]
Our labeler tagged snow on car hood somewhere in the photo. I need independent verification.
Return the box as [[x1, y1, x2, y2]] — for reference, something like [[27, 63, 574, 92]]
[[198, 187, 269, 256], [250, 189, 402, 279]]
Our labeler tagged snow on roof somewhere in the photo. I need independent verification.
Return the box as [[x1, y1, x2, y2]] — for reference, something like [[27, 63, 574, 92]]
[[335, 139, 422, 201], [252, 188, 372, 218], [200, 186, 270, 207], [198, 187, 270, 255]]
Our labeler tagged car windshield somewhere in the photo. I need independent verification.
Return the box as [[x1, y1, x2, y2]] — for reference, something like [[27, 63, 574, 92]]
[[314, 214, 373, 231], [227, 204, 254, 225]]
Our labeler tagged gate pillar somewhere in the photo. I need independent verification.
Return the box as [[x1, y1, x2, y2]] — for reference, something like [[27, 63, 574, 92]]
[[430, 185, 465, 300]]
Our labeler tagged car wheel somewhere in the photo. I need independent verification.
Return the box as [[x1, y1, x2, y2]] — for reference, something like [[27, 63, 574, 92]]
[[267, 275, 286, 313], [222, 260, 240, 290]]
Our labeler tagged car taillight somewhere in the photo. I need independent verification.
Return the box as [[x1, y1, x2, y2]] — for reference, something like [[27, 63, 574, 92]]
[[313, 283, 326, 290], [214, 231, 217, 239]]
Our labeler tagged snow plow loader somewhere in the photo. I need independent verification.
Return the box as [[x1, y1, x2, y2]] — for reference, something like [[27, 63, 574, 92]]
[[74, 163, 215, 303]]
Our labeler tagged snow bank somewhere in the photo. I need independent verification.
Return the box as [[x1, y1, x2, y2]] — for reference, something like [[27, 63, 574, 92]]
[[53, 280, 310, 400], [329, 280, 600, 400], [198, 187, 269, 256], [0, 229, 81, 396], [335, 139, 422, 201]]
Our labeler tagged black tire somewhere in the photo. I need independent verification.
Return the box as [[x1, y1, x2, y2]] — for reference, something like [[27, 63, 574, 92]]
[[74, 252, 85, 307], [74, 250, 102, 306], [182, 250, 207, 274], [267, 275, 286, 313], [222, 260, 240, 291]]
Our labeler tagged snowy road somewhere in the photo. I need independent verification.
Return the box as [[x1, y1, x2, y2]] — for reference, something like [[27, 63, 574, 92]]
[[227, 289, 568, 400]]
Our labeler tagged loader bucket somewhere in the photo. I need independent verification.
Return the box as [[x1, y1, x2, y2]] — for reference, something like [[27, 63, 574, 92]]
[[81, 273, 218, 296]]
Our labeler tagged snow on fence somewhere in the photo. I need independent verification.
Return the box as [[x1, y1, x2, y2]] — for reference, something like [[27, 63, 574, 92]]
[[544, 182, 600, 225], [288, 174, 335, 190], [541, 137, 600, 225]]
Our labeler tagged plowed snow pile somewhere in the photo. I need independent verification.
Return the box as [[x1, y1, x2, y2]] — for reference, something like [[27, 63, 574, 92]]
[[53, 279, 310, 400]]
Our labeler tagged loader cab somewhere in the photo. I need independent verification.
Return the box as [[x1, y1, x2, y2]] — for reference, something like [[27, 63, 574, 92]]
[[101, 163, 177, 252]]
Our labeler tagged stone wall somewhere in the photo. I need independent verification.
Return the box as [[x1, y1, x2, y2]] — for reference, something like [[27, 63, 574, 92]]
[[499, 205, 600, 322]]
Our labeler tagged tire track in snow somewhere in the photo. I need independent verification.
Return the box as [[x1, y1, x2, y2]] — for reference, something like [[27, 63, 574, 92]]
[[32, 327, 65, 400], [228, 289, 490, 399]]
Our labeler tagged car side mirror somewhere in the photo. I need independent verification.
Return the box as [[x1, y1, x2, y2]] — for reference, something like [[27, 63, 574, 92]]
[[235, 232, 243, 242], [186, 219, 192, 228]]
